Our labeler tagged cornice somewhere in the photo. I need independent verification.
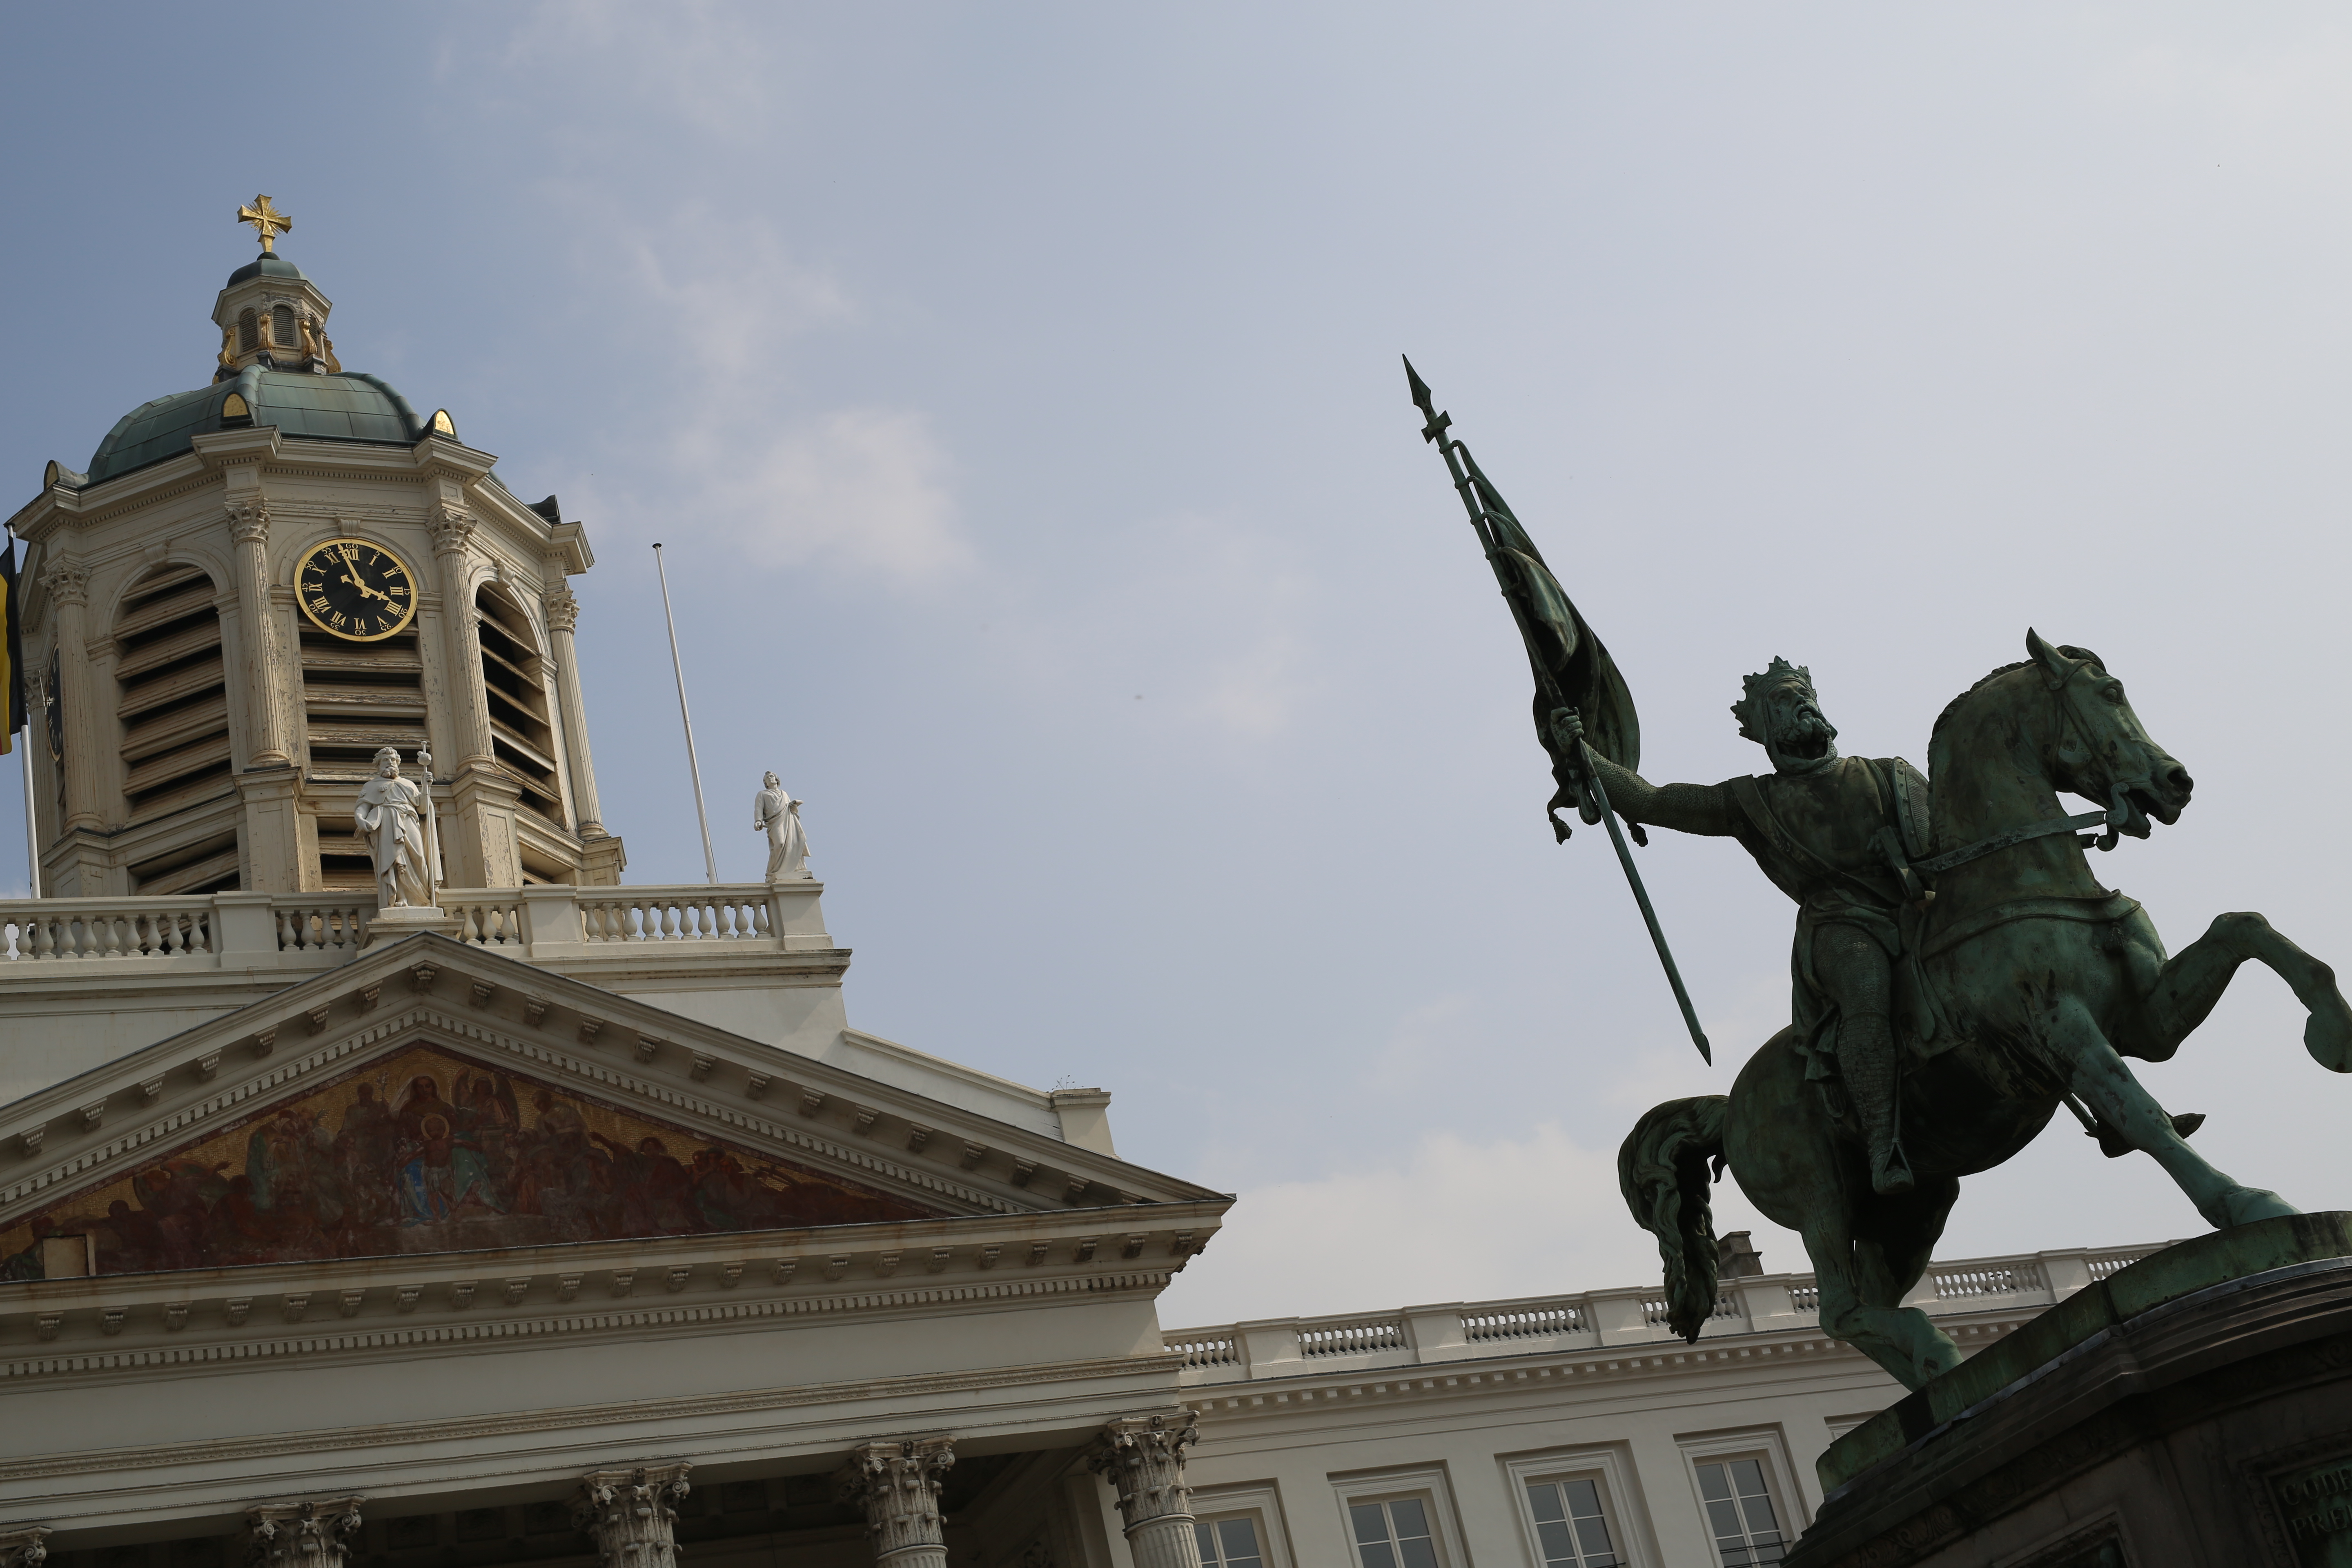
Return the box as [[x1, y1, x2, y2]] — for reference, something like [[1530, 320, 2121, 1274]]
[[1179, 1314, 2037, 1421], [0, 1345, 1183, 1481]]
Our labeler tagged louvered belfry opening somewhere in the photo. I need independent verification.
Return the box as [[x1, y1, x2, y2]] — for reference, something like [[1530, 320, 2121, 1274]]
[[116, 564, 241, 893], [476, 584, 566, 831], [302, 622, 428, 890]]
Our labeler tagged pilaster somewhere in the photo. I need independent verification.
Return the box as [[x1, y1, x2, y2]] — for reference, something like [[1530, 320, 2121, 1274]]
[[236, 768, 303, 893], [837, 1435, 957, 1568], [0, 1526, 47, 1568], [543, 582, 604, 836], [1089, 1412, 1205, 1568], [42, 562, 101, 835], [575, 1462, 692, 1568], [244, 1497, 364, 1568], [427, 506, 493, 766], [225, 497, 298, 767]]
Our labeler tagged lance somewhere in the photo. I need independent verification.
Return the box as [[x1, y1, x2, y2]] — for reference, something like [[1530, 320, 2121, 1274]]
[[1404, 357, 1711, 1064]]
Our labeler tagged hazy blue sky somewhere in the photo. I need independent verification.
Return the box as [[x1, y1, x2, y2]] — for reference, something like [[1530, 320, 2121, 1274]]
[[4, 5, 2350, 1324]]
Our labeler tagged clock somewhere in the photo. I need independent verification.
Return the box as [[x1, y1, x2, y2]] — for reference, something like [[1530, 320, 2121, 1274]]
[[296, 538, 419, 641]]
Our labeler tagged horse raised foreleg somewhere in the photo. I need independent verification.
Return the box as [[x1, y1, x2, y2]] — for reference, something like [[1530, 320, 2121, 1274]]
[[2123, 911, 2352, 1072], [2052, 995, 2298, 1228]]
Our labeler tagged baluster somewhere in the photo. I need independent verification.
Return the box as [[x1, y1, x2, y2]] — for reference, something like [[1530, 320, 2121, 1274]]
[[753, 899, 772, 938], [32, 915, 53, 959], [99, 914, 125, 958], [152, 914, 175, 957], [659, 902, 680, 941]]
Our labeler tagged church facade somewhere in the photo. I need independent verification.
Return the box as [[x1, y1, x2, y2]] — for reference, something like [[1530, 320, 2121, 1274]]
[[0, 214, 2135, 1568]]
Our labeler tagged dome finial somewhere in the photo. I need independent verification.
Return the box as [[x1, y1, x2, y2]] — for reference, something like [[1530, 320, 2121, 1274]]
[[235, 194, 292, 255]]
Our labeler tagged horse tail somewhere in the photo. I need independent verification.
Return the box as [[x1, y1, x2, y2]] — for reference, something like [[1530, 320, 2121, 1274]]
[[1617, 1096, 1729, 1343]]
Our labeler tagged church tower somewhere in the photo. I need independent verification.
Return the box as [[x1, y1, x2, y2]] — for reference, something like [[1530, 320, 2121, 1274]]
[[9, 197, 625, 896]]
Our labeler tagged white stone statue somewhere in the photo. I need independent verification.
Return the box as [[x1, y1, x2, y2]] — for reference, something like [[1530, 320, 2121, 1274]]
[[356, 747, 433, 909], [754, 771, 810, 882]]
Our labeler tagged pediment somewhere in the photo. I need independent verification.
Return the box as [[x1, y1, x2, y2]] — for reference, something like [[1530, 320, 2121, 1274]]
[[0, 933, 1221, 1280]]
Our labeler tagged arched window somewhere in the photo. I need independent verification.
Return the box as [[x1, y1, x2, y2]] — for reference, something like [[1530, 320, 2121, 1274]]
[[476, 584, 568, 833], [237, 309, 258, 352], [116, 564, 239, 893], [272, 305, 296, 347]]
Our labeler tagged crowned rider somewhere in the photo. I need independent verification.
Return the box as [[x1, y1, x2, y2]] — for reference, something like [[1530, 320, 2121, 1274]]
[[1558, 659, 1928, 1195]]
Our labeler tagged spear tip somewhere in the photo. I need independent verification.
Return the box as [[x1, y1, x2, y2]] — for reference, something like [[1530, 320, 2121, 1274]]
[[1402, 354, 1433, 414]]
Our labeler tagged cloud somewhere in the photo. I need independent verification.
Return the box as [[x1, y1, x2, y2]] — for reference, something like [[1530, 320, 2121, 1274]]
[[685, 406, 972, 579], [1152, 1122, 1677, 1329]]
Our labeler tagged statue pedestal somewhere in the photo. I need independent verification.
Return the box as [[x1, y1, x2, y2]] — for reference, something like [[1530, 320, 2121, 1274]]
[[363, 904, 458, 947], [1789, 1214, 2352, 1568]]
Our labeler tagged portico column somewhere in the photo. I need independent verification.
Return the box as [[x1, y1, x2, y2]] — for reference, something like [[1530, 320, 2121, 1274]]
[[244, 1497, 364, 1568], [226, 500, 297, 766], [1089, 1412, 1206, 1568], [543, 583, 604, 835], [0, 1525, 49, 1568], [40, 562, 100, 833], [575, 1462, 693, 1568], [837, 1436, 956, 1568]]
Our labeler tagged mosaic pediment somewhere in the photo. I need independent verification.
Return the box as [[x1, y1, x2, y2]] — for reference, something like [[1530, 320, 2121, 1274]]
[[0, 1044, 943, 1278]]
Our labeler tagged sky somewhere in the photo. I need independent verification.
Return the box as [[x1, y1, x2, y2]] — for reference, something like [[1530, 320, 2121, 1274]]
[[2, 4, 2350, 1327]]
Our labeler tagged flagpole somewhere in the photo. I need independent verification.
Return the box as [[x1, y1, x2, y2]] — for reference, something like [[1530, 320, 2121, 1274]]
[[653, 543, 718, 885], [1406, 358, 1711, 1064], [20, 738, 36, 900]]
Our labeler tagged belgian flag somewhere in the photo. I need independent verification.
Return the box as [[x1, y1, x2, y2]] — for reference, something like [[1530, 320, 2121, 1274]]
[[0, 535, 20, 754]]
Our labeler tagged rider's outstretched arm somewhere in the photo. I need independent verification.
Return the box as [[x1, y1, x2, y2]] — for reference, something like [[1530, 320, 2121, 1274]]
[[1581, 753, 1736, 837]]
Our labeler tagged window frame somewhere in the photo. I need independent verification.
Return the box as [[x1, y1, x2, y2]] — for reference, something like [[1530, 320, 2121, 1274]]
[[1189, 1484, 1293, 1568], [1675, 1429, 1806, 1567], [1330, 1467, 1468, 1568], [1500, 1446, 1651, 1568]]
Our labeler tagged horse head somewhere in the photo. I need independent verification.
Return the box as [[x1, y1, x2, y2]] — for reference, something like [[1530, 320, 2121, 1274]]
[[2025, 628, 2193, 838]]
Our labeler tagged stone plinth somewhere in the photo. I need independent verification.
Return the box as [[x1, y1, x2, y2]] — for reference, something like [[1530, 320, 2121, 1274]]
[[1787, 1213, 2352, 1568]]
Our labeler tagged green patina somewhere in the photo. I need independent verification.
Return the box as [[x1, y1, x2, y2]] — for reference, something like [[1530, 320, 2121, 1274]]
[[83, 368, 427, 485], [1817, 1212, 2352, 1492]]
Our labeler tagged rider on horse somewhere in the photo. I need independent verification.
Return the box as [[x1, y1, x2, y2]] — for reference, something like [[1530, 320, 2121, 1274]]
[[1558, 658, 1928, 1196]]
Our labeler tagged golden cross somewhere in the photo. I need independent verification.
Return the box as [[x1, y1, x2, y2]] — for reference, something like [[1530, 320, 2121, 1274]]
[[236, 194, 292, 254]]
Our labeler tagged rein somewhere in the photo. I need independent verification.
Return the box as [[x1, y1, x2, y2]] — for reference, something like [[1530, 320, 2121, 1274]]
[[1902, 665, 2145, 880]]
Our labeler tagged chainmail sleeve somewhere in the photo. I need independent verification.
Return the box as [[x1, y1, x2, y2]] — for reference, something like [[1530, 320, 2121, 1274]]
[[1584, 755, 1737, 837]]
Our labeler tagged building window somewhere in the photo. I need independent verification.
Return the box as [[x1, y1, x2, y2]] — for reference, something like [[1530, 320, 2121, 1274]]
[[1524, 1478, 1622, 1568], [237, 308, 258, 352], [1195, 1515, 1265, 1568], [272, 304, 297, 346], [1348, 1497, 1442, 1568], [1694, 1459, 1786, 1566]]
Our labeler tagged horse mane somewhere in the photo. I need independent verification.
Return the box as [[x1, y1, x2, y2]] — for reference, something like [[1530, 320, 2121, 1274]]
[[1929, 646, 2109, 742]]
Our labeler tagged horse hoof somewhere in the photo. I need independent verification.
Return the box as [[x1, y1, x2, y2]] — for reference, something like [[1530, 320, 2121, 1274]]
[[2212, 1187, 2301, 1228], [2304, 1006, 2352, 1073]]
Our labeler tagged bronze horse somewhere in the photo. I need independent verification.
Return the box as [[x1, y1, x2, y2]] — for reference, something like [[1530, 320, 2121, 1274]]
[[1621, 631, 2352, 1390]]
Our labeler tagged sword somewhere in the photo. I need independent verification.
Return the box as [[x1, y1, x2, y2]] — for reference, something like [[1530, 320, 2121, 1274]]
[[1405, 357, 1712, 1064]]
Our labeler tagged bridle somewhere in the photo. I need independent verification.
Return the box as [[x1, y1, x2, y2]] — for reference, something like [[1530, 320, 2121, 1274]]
[[1901, 661, 2147, 881]]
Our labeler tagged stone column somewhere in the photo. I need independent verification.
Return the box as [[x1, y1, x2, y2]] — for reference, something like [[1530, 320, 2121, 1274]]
[[837, 1436, 956, 1568], [428, 507, 494, 766], [575, 1462, 693, 1568], [0, 1525, 49, 1568], [41, 562, 100, 833], [244, 1497, 364, 1568], [1089, 1412, 1205, 1568], [543, 583, 604, 835], [226, 501, 297, 766]]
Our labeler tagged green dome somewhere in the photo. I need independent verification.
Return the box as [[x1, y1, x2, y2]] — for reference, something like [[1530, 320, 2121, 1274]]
[[83, 368, 427, 486], [225, 254, 308, 287]]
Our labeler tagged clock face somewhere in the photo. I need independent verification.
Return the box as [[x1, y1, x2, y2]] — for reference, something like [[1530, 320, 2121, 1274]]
[[296, 538, 419, 641]]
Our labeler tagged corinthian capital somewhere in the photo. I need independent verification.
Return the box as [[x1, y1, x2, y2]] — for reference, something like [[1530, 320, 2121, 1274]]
[[38, 563, 87, 608], [0, 1526, 49, 1568], [1088, 1411, 1198, 1532], [545, 584, 580, 632], [427, 506, 477, 556], [837, 1436, 956, 1562], [575, 1462, 692, 1568], [244, 1498, 365, 1568], [225, 501, 272, 546]]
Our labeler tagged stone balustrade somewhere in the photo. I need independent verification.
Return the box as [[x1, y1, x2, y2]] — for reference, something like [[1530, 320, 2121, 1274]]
[[1159, 1240, 2170, 1384], [0, 882, 829, 971]]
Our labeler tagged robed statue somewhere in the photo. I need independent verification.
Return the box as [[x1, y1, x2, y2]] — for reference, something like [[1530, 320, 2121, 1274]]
[[356, 746, 432, 909], [754, 772, 809, 882]]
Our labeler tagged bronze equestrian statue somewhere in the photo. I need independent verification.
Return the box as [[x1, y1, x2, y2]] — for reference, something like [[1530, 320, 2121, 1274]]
[[1405, 362, 2352, 1394]]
